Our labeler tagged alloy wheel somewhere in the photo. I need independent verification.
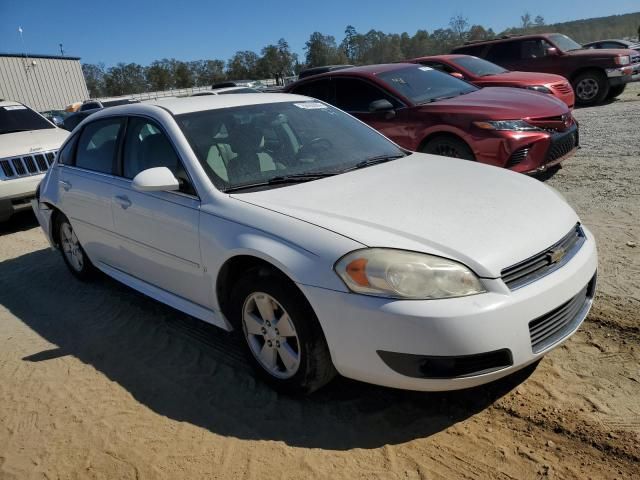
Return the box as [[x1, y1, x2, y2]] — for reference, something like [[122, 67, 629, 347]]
[[242, 292, 301, 379], [576, 78, 599, 101], [60, 222, 84, 272]]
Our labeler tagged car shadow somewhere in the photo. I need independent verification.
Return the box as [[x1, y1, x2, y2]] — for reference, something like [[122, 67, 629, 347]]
[[0, 248, 536, 450], [0, 210, 39, 236]]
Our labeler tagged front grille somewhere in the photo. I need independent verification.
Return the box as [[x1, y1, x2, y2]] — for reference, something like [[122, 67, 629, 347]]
[[0, 150, 57, 180], [507, 145, 531, 168], [502, 223, 585, 290], [552, 82, 573, 94], [547, 129, 578, 162], [529, 275, 596, 353]]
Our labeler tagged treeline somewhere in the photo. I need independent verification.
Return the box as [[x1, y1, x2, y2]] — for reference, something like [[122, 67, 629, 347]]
[[83, 11, 640, 98]]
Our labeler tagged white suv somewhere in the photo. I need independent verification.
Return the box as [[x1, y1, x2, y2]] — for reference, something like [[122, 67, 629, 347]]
[[0, 101, 69, 221]]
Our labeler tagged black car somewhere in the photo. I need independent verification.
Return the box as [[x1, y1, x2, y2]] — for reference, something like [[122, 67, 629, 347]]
[[61, 108, 100, 131]]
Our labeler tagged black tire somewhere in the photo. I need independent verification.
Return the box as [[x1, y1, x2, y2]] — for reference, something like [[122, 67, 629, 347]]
[[229, 271, 336, 394], [606, 84, 626, 100], [420, 135, 475, 161], [54, 213, 95, 280], [572, 70, 610, 106]]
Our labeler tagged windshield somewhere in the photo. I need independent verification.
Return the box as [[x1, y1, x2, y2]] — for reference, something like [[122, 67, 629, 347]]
[[176, 101, 404, 191], [0, 105, 54, 134], [377, 65, 477, 104], [549, 34, 583, 52], [449, 56, 508, 76]]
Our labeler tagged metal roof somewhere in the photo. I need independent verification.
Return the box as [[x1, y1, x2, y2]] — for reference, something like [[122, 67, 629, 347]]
[[0, 52, 81, 61]]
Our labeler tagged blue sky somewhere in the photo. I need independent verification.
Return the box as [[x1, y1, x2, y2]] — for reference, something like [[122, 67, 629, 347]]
[[1, 1, 638, 66]]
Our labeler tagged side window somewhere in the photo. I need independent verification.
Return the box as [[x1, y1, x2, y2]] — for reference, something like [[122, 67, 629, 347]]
[[57, 134, 78, 165], [75, 118, 123, 174], [455, 44, 486, 57], [334, 78, 400, 112], [520, 39, 553, 59], [122, 117, 195, 195], [486, 41, 521, 63], [291, 79, 332, 102]]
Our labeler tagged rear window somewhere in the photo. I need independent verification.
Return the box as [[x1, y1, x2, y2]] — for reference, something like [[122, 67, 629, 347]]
[[0, 105, 54, 134]]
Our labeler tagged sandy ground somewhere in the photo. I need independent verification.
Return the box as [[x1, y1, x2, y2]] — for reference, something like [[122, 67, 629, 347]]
[[1, 84, 639, 480]]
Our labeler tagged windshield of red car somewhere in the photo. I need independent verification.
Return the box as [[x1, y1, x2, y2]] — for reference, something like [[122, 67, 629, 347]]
[[0, 105, 55, 134], [377, 65, 477, 104], [449, 56, 508, 77], [549, 34, 583, 52]]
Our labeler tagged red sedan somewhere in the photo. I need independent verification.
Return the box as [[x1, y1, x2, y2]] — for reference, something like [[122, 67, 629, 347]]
[[285, 63, 578, 174], [406, 54, 575, 108]]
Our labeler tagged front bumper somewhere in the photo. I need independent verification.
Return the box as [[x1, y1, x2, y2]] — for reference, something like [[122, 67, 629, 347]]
[[300, 227, 597, 391], [0, 174, 44, 221], [473, 123, 578, 174], [606, 66, 633, 86]]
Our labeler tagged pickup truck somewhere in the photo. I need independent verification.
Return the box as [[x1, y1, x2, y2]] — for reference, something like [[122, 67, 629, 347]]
[[452, 33, 636, 106]]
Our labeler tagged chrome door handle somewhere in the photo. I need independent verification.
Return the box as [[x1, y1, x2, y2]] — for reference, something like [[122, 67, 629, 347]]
[[59, 180, 71, 191], [113, 195, 132, 209]]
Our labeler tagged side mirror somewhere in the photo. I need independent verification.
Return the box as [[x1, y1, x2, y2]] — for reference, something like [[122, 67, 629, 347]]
[[546, 47, 559, 56], [449, 72, 465, 80], [131, 167, 180, 192], [51, 116, 64, 126], [369, 99, 396, 118]]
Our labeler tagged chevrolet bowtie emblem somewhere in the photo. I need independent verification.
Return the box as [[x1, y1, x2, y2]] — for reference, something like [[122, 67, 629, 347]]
[[547, 247, 566, 264]]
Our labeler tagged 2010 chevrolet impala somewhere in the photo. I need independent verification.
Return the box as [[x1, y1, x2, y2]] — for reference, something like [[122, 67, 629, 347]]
[[32, 94, 597, 394]]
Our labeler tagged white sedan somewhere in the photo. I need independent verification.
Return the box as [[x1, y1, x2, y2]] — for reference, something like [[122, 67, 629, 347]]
[[32, 94, 597, 394]]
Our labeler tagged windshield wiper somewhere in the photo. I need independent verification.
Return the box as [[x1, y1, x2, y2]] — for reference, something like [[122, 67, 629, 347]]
[[224, 171, 337, 193], [334, 153, 406, 173]]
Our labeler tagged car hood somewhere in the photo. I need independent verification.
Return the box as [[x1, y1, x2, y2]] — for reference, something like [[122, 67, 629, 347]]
[[0, 128, 69, 158], [415, 87, 568, 120], [231, 153, 579, 277], [564, 48, 637, 58], [479, 71, 567, 85]]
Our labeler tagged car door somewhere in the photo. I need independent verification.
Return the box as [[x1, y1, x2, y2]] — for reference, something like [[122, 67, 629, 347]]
[[516, 38, 559, 74], [56, 116, 125, 266], [109, 116, 210, 307], [485, 40, 522, 70], [332, 77, 412, 148]]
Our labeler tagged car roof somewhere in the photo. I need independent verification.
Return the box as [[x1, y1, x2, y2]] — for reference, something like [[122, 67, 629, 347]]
[[455, 33, 563, 49], [91, 93, 313, 117], [297, 63, 419, 81], [0, 100, 23, 108], [406, 54, 469, 62]]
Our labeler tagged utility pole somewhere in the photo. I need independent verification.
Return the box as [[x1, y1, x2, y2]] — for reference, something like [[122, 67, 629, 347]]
[[59, 43, 64, 56]]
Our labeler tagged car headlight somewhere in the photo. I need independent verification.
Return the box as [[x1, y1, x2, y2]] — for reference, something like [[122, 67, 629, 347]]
[[614, 55, 630, 66], [473, 120, 542, 132], [525, 85, 552, 94], [334, 248, 485, 299]]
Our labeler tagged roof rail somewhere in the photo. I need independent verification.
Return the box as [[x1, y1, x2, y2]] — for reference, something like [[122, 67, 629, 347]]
[[463, 33, 525, 45]]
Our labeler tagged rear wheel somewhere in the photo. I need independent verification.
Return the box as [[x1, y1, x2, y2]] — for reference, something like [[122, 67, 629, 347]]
[[606, 84, 626, 99], [55, 213, 95, 280], [572, 70, 609, 106], [420, 135, 475, 161], [230, 271, 336, 394]]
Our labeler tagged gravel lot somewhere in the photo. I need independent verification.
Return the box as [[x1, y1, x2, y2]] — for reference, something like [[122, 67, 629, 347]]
[[0, 83, 638, 479]]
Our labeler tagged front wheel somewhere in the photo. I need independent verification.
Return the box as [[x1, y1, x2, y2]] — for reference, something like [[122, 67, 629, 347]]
[[230, 272, 336, 394], [420, 136, 475, 161], [55, 213, 95, 280], [572, 70, 609, 106]]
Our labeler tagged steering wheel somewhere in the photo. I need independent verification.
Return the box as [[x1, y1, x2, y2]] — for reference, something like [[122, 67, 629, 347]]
[[297, 137, 333, 159]]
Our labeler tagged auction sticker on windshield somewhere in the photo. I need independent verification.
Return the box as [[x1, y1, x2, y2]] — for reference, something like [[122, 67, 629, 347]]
[[294, 102, 328, 109], [419, 66, 433, 71]]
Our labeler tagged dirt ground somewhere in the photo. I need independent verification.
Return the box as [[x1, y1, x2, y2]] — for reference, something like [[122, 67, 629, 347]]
[[1, 84, 639, 480]]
